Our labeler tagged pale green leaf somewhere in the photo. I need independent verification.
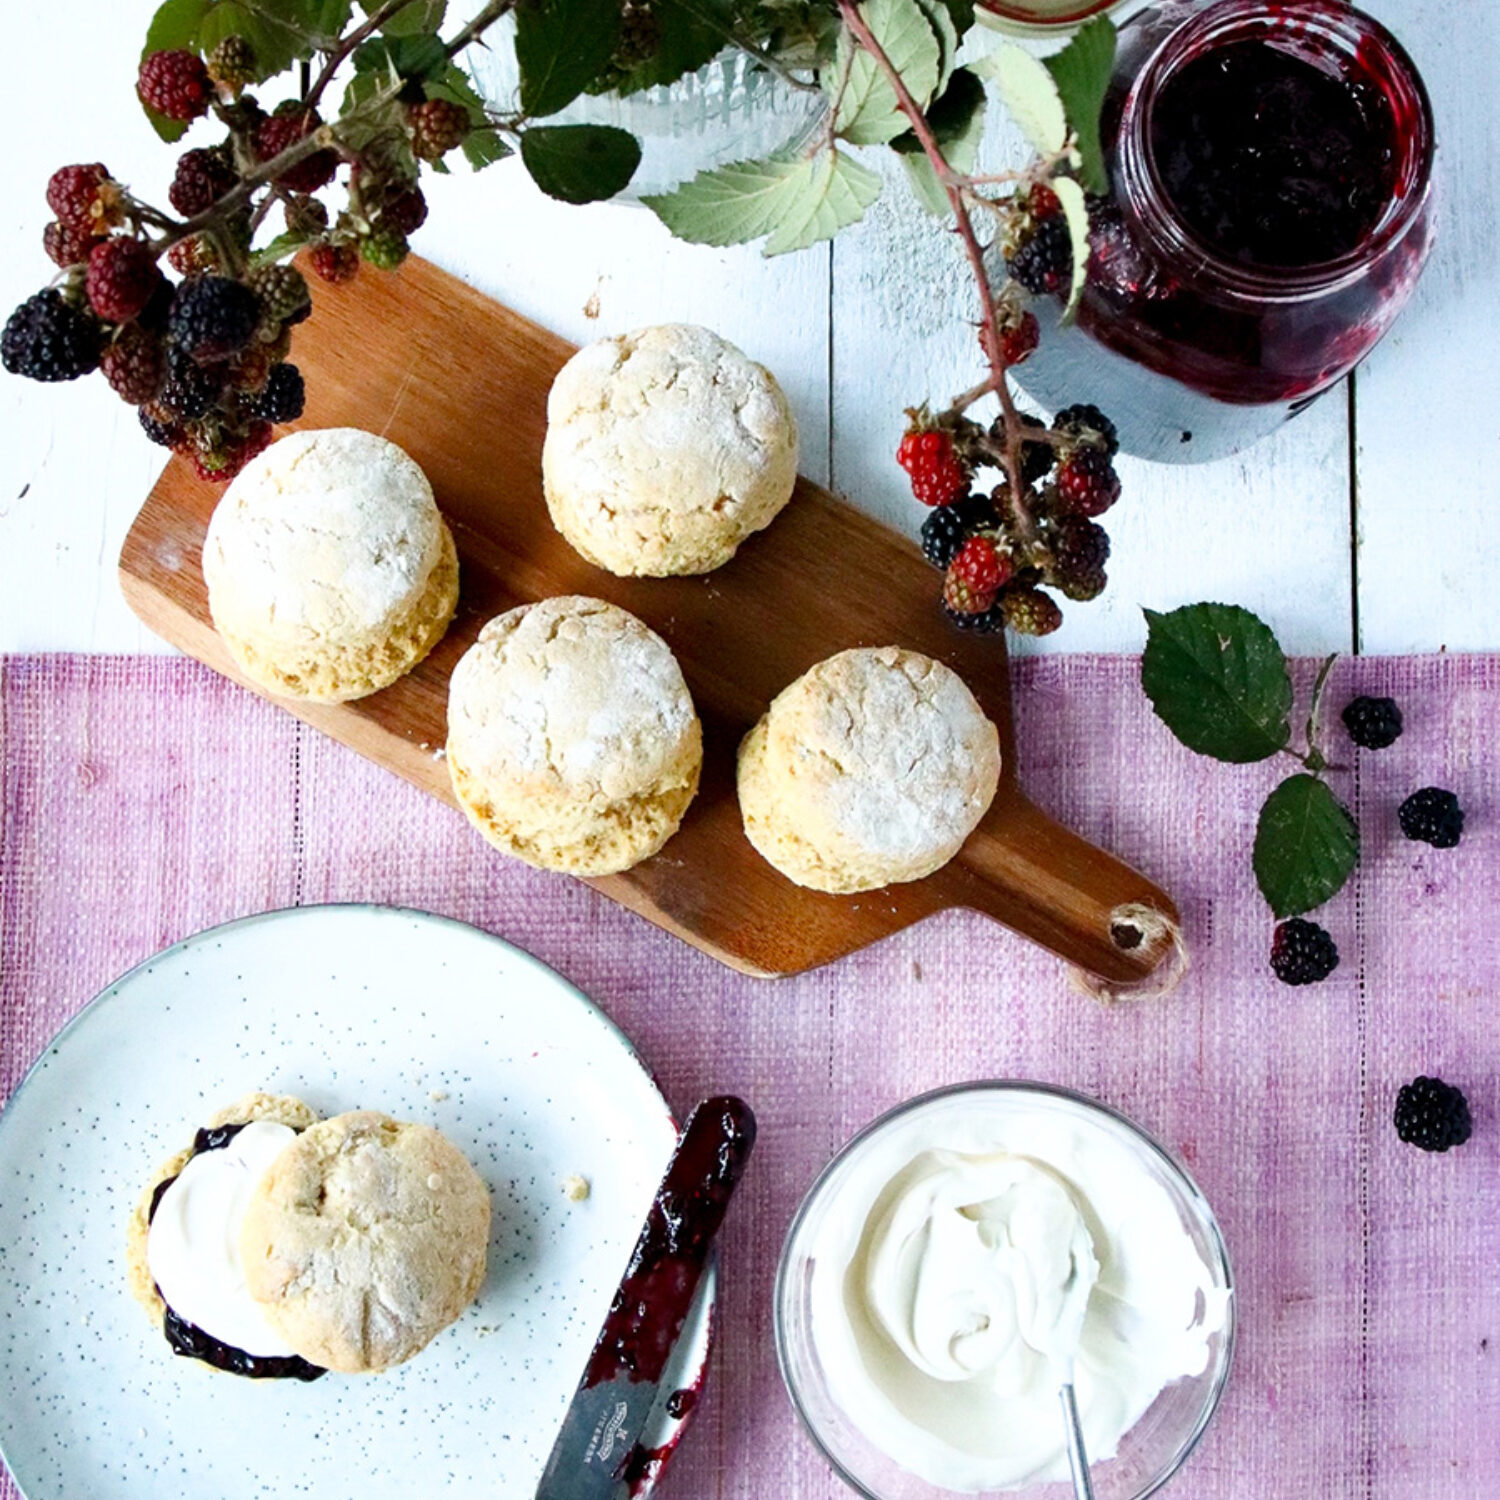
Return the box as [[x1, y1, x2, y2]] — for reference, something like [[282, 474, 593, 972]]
[[1052, 175, 1090, 320], [831, 0, 942, 146], [898, 80, 985, 218], [972, 42, 1066, 157], [1045, 15, 1115, 195], [644, 150, 881, 256]]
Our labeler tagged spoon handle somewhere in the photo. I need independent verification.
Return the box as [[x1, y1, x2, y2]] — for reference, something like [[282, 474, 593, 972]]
[[1060, 1382, 1097, 1500]]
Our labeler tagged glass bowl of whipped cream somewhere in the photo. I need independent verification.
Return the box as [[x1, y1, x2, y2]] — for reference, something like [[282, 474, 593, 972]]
[[775, 1081, 1234, 1499]]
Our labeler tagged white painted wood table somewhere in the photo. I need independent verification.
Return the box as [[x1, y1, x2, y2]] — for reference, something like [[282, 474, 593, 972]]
[[1, 0, 1492, 658]]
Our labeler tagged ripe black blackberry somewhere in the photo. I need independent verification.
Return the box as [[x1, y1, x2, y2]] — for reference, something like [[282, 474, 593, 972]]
[[1398, 787, 1464, 848], [2, 289, 103, 382], [942, 599, 1005, 632], [168, 276, 259, 361], [139, 405, 182, 448], [250, 362, 305, 424], [1007, 214, 1072, 296], [1048, 515, 1110, 602], [159, 342, 225, 420], [1269, 918, 1339, 986], [1052, 402, 1120, 459], [1393, 1076, 1472, 1152], [920, 491, 998, 569], [1342, 696, 1403, 750]]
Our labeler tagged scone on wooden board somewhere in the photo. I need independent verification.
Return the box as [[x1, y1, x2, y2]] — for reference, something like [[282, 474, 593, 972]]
[[446, 595, 703, 876], [738, 647, 1001, 894], [542, 324, 799, 577], [241, 1111, 491, 1375], [202, 427, 459, 703]]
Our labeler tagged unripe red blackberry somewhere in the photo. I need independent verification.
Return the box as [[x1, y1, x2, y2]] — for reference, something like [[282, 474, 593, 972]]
[[85, 237, 161, 323], [409, 99, 471, 161], [43, 219, 104, 269], [100, 324, 167, 405], [380, 187, 428, 237], [167, 234, 221, 277], [168, 148, 237, 217], [310, 242, 360, 284], [949, 534, 1011, 596], [997, 311, 1039, 367], [46, 163, 123, 235], [897, 427, 969, 507], [942, 570, 997, 617], [254, 106, 337, 194], [138, 49, 213, 122], [1054, 448, 1120, 517]]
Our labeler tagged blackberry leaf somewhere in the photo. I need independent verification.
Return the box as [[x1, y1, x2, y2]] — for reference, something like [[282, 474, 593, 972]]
[[1253, 774, 1359, 918]]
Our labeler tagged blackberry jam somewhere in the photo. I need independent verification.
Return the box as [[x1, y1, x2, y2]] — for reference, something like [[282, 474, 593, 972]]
[[1013, 0, 1434, 462]]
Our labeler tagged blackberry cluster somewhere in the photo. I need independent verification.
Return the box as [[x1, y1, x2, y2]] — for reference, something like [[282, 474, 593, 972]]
[[1393, 1076, 1472, 1153], [1270, 918, 1339, 986], [904, 397, 1121, 637], [1342, 695, 1403, 750], [1398, 787, 1464, 848]]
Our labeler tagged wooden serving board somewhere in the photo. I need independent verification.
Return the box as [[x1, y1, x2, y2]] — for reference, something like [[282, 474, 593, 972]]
[[120, 254, 1176, 982]]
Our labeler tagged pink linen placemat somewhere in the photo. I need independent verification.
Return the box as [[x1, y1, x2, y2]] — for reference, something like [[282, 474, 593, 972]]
[[1, 653, 1497, 1499]]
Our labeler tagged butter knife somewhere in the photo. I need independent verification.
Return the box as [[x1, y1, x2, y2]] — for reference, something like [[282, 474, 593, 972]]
[[534, 1095, 757, 1500]]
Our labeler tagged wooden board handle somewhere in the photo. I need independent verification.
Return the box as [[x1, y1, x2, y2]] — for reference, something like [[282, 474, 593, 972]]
[[950, 796, 1181, 988]]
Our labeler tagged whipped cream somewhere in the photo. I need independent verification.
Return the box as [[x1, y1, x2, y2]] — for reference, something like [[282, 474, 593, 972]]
[[147, 1121, 297, 1357], [808, 1099, 1228, 1492]]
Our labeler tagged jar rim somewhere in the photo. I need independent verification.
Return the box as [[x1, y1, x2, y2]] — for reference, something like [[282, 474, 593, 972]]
[[1120, 0, 1435, 300]]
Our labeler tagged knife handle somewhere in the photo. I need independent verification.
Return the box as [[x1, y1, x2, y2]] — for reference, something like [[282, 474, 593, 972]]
[[583, 1096, 756, 1389]]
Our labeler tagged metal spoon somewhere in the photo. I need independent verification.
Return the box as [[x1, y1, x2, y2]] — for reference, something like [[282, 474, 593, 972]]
[[1059, 1378, 1096, 1500]]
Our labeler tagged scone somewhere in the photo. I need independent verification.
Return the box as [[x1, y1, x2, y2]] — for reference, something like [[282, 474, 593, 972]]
[[738, 647, 1001, 893], [542, 324, 799, 576], [446, 595, 702, 875], [127, 1091, 324, 1379], [202, 427, 459, 702], [240, 1111, 491, 1374]]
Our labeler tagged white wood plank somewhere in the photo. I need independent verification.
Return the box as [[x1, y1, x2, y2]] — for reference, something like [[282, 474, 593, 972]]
[[0, 3, 829, 654], [1350, 0, 1500, 654], [830, 133, 1355, 655]]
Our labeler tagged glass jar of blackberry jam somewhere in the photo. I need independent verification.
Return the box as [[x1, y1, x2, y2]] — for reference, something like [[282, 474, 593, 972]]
[[1013, 0, 1435, 462]]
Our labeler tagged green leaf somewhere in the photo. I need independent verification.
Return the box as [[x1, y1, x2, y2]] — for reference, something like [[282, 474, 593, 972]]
[[1141, 602, 1293, 763], [937, 0, 974, 36], [972, 42, 1066, 157], [644, 150, 881, 255], [248, 229, 312, 267], [831, 0, 943, 146], [515, 0, 622, 118], [1253, 774, 1359, 918], [1045, 15, 1116, 195], [520, 124, 641, 203], [914, 0, 959, 94], [1053, 174, 1090, 320], [462, 127, 511, 169], [353, 32, 446, 81], [362, 0, 445, 35], [605, 0, 725, 95]]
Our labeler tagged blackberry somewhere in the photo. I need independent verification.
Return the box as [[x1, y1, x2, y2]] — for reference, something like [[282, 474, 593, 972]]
[[1048, 515, 1110, 602], [283, 194, 330, 236], [2, 289, 103, 382], [379, 187, 428, 237], [85, 237, 160, 323], [1393, 1076, 1472, 1153], [310, 242, 359, 285], [1007, 214, 1072, 297], [246, 264, 311, 332], [408, 99, 470, 161], [138, 49, 213, 122], [361, 228, 410, 270], [100, 325, 166, 405], [139, 404, 183, 448], [46, 163, 121, 235], [1398, 787, 1464, 848], [249, 362, 305, 423], [942, 600, 1006, 633], [991, 412, 1055, 486], [254, 107, 337, 194], [942, 570, 996, 617], [207, 35, 256, 93], [1052, 402, 1120, 459], [159, 343, 225, 419], [168, 234, 221, 277], [1269, 918, 1339, 986], [43, 219, 103, 269], [1001, 585, 1063, 637], [168, 147, 237, 217], [1342, 695, 1403, 750], [168, 275, 259, 361], [921, 491, 997, 569], [1054, 447, 1120, 517]]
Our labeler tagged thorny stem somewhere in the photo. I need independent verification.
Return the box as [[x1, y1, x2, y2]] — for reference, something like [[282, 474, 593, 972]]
[[835, 0, 1038, 542], [1302, 652, 1341, 773], [304, 0, 410, 113]]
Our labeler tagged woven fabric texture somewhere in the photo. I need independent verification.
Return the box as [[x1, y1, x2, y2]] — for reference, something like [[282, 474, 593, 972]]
[[1, 654, 1496, 1499]]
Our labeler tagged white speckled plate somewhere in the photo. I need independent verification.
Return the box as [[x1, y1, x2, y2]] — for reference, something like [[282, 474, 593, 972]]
[[0, 905, 714, 1500]]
